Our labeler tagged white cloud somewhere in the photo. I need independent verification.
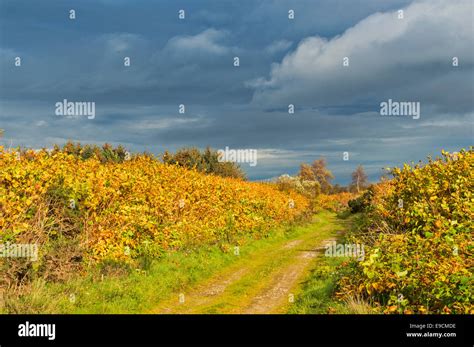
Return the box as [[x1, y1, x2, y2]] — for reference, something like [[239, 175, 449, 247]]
[[256, 148, 341, 162], [251, 0, 474, 110], [265, 40, 292, 54], [400, 114, 474, 129], [97, 33, 148, 53], [166, 29, 229, 55]]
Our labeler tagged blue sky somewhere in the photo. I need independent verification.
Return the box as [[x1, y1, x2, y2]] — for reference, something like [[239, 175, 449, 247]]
[[0, 0, 473, 183]]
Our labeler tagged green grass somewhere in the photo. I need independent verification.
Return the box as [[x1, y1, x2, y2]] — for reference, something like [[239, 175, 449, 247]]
[[176, 221, 335, 313], [2, 211, 365, 314], [198, 214, 338, 313], [1, 218, 316, 314], [288, 213, 374, 314], [288, 255, 350, 314], [150, 210, 354, 314]]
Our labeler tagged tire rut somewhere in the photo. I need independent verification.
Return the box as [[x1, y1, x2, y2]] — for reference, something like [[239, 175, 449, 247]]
[[152, 237, 304, 314], [238, 236, 336, 314]]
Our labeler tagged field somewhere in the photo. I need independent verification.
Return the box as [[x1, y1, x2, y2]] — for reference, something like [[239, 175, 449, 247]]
[[0, 146, 472, 314]]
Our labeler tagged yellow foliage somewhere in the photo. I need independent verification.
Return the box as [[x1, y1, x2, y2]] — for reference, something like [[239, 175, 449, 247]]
[[0, 147, 309, 261]]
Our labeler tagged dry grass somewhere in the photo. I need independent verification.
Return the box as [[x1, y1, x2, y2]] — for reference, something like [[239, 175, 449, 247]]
[[344, 295, 375, 314]]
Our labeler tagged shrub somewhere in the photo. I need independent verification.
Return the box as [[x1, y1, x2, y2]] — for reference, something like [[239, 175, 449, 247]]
[[162, 147, 246, 180], [348, 186, 375, 213], [51, 141, 130, 164], [315, 192, 357, 213], [336, 149, 473, 314], [0, 145, 310, 287], [275, 174, 320, 199]]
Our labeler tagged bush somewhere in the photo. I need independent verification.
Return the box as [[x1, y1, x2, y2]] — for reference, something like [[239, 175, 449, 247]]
[[52, 141, 131, 164], [348, 186, 374, 213], [275, 174, 320, 198], [0, 145, 310, 288], [315, 192, 357, 213], [336, 149, 473, 314], [162, 147, 246, 180]]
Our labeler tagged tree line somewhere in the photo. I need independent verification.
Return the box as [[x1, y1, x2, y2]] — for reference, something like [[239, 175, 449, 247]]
[[278, 157, 369, 197], [0, 133, 368, 191]]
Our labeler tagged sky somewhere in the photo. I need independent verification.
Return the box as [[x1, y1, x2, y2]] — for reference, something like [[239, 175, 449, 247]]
[[0, 0, 473, 184]]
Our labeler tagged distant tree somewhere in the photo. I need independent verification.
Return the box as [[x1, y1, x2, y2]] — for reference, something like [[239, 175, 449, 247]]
[[0, 129, 4, 137], [351, 165, 368, 193], [379, 168, 391, 182], [311, 158, 334, 193], [276, 174, 320, 199], [298, 163, 316, 181], [163, 147, 204, 171], [330, 184, 348, 194], [52, 141, 131, 163], [162, 147, 246, 180]]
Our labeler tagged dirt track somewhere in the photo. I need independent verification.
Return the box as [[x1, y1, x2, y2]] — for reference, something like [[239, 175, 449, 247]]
[[151, 213, 345, 314]]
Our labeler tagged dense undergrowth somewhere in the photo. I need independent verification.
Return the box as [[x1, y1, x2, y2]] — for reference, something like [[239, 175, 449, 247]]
[[0, 146, 309, 290], [336, 149, 473, 314]]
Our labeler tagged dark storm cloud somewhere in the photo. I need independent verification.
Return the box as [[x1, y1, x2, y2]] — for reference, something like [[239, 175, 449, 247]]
[[0, 0, 472, 183]]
